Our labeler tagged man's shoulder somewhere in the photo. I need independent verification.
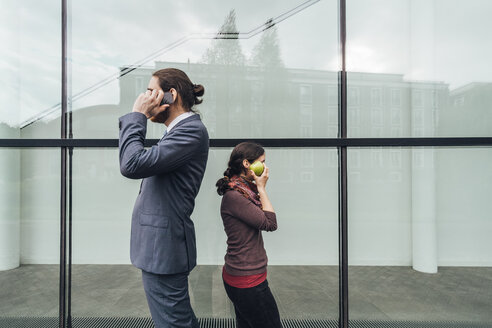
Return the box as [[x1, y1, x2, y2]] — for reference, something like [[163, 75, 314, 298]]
[[119, 112, 147, 125], [180, 114, 203, 127], [174, 115, 208, 135]]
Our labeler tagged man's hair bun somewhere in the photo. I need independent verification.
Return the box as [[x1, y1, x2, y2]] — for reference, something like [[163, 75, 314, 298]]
[[193, 84, 205, 105]]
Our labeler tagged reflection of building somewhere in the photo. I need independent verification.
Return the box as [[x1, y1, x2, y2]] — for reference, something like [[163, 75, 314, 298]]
[[119, 62, 450, 186], [120, 62, 450, 139], [9, 61, 491, 268], [19, 61, 481, 195], [120, 62, 302, 139], [443, 82, 492, 136]]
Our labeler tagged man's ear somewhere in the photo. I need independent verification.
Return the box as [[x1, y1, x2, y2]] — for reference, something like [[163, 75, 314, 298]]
[[170, 88, 178, 103], [243, 159, 250, 169]]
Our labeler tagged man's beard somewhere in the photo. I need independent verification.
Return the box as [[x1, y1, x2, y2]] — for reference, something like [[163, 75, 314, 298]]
[[150, 108, 170, 124]]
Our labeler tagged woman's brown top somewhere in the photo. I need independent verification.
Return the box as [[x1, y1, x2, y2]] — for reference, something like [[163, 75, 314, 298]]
[[220, 190, 278, 276]]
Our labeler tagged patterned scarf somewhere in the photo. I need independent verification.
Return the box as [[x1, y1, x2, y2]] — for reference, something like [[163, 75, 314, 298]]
[[228, 176, 262, 209]]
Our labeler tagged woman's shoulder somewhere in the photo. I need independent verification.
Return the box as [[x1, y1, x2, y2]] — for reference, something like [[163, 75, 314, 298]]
[[222, 189, 241, 200], [221, 189, 250, 206], [221, 190, 238, 214]]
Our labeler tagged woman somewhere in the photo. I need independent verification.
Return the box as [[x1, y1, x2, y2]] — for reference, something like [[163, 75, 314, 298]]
[[215, 142, 282, 328]]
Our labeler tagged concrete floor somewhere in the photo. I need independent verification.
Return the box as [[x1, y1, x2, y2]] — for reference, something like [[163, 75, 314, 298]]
[[0, 265, 491, 324]]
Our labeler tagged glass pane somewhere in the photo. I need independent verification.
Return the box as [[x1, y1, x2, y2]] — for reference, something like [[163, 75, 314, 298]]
[[71, 148, 339, 320], [347, 0, 492, 137], [68, 0, 338, 139], [193, 148, 339, 319], [0, 148, 60, 323], [0, 2, 61, 138], [348, 147, 492, 324]]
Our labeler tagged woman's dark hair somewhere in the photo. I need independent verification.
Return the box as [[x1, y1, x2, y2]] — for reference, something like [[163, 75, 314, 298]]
[[152, 68, 204, 112], [216, 142, 265, 195]]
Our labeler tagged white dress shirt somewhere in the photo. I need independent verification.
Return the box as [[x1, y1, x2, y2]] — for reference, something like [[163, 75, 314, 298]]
[[166, 111, 195, 134]]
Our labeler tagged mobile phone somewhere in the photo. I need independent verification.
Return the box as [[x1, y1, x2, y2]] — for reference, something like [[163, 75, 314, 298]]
[[160, 92, 174, 106]]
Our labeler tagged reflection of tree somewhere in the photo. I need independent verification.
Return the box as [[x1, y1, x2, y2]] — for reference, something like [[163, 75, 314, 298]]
[[249, 22, 293, 137], [200, 10, 247, 137], [202, 9, 245, 66], [250, 21, 284, 69], [200, 13, 295, 137]]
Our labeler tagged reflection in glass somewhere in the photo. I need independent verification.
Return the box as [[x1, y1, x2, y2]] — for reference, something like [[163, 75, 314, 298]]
[[347, 0, 492, 137], [0, 1, 61, 137], [3, 0, 338, 139]]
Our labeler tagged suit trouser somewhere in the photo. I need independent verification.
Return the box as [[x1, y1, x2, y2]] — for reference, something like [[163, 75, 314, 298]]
[[142, 270, 199, 328]]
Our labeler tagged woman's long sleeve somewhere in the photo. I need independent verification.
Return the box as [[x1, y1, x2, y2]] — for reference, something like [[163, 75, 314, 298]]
[[221, 190, 277, 231]]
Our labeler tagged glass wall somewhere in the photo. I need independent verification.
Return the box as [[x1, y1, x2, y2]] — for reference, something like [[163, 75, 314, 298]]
[[1, 0, 492, 327], [64, 0, 341, 322], [347, 147, 492, 323], [346, 0, 492, 138], [66, 0, 339, 139], [0, 148, 60, 318], [0, 1, 61, 138], [346, 1, 492, 324], [69, 148, 339, 318]]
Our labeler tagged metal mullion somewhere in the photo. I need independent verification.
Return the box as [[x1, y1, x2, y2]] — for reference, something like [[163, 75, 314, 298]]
[[2, 137, 492, 148], [59, 0, 68, 326], [67, 112, 73, 328], [338, 0, 349, 327], [67, 0, 73, 323], [338, 145, 348, 328], [59, 140, 67, 328]]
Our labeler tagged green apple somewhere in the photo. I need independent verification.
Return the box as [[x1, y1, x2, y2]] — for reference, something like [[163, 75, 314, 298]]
[[250, 161, 264, 176]]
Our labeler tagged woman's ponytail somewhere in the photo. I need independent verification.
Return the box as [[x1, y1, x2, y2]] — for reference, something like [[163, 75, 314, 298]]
[[216, 168, 232, 195]]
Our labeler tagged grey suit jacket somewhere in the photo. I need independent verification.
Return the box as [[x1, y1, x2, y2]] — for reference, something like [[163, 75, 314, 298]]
[[119, 112, 209, 274]]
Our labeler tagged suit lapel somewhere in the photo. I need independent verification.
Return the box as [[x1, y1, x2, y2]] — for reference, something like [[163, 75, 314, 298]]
[[172, 114, 200, 131], [159, 130, 167, 142], [159, 115, 200, 143]]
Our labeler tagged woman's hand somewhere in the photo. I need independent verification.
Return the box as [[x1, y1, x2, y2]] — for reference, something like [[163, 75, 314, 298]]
[[132, 89, 169, 118], [253, 165, 274, 212], [253, 165, 269, 190]]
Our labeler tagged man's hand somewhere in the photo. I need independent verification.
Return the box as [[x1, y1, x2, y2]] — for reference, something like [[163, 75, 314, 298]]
[[132, 89, 169, 119]]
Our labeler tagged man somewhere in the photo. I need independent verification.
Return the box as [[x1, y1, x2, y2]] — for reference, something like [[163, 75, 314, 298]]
[[119, 68, 209, 328]]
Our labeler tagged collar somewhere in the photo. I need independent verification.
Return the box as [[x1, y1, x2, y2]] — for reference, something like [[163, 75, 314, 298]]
[[166, 111, 195, 133]]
